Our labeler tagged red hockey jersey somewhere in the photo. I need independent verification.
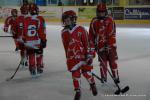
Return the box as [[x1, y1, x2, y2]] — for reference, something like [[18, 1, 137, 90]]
[[89, 16, 116, 52], [61, 25, 94, 71], [23, 15, 46, 49], [3, 16, 17, 37]]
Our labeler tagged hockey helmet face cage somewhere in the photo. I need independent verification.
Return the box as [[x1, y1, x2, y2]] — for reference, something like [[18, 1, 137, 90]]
[[96, 3, 107, 19], [11, 9, 18, 17], [20, 4, 29, 15], [30, 4, 39, 15], [62, 10, 77, 27]]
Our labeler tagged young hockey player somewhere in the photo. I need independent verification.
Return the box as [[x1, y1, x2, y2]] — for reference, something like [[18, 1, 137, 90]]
[[89, 3, 120, 83], [3, 9, 18, 51], [15, 4, 30, 67], [61, 10, 97, 100], [23, 4, 47, 77]]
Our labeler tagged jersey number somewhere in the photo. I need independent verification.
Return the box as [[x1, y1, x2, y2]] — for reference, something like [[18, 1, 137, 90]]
[[27, 25, 37, 37]]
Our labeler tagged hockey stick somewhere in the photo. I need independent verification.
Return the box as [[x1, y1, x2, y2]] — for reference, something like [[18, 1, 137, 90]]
[[98, 56, 129, 95], [0, 36, 13, 37], [92, 72, 103, 83], [107, 67, 129, 94], [92, 72, 117, 90], [6, 58, 23, 81]]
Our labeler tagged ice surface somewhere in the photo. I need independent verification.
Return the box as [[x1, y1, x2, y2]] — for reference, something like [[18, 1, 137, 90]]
[[0, 24, 150, 100]]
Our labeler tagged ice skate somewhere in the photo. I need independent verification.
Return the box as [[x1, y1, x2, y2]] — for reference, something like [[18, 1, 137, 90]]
[[74, 89, 81, 100], [37, 68, 43, 77], [90, 83, 98, 96], [30, 69, 37, 78]]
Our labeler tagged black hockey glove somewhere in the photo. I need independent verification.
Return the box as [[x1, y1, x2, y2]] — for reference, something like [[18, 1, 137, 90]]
[[34, 49, 43, 54], [41, 40, 47, 48]]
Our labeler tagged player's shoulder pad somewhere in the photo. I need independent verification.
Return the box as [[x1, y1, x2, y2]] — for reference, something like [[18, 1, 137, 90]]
[[61, 27, 68, 33], [91, 17, 98, 23], [5, 16, 14, 22], [89, 17, 99, 26], [106, 16, 114, 22], [37, 16, 45, 21], [78, 25, 87, 31], [77, 25, 88, 35], [9, 16, 13, 18], [6, 16, 13, 20], [17, 15, 24, 20]]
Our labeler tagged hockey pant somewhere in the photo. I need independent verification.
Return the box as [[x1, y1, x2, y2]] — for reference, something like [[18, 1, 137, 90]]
[[71, 66, 95, 90], [98, 49, 119, 81], [27, 49, 43, 71]]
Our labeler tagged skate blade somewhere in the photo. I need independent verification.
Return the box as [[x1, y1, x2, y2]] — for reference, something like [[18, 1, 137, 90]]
[[31, 75, 38, 79], [36, 73, 42, 77]]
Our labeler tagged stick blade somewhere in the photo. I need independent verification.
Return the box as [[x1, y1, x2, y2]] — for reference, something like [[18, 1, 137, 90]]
[[6, 78, 11, 81], [114, 89, 121, 95], [6, 76, 13, 81], [121, 86, 129, 94]]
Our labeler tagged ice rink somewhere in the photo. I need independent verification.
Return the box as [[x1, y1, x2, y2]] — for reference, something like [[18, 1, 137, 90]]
[[0, 24, 150, 100]]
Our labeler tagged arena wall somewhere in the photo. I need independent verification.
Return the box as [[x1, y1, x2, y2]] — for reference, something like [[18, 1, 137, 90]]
[[0, 6, 150, 24]]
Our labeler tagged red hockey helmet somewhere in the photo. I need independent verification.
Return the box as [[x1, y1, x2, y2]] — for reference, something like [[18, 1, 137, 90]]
[[20, 4, 29, 15], [62, 10, 77, 26], [29, 3, 39, 15], [11, 9, 18, 16], [97, 3, 107, 12], [96, 3, 108, 19], [62, 10, 77, 18]]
